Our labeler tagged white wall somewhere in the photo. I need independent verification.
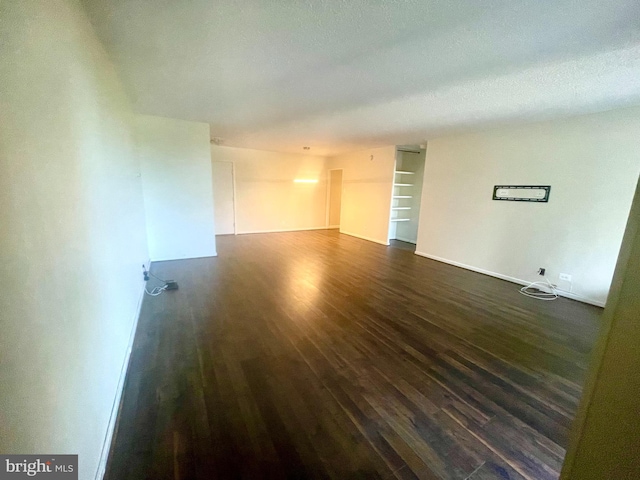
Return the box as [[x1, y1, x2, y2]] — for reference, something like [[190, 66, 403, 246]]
[[328, 146, 397, 245], [416, 107, 640, 306], [0, 1, 149, 479], [137, 115, 216, 261], [210, 145, 328, 234], [211, 161, 235, 234]]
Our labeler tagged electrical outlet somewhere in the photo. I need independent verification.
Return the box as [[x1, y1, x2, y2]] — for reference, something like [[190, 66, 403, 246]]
[[538, 268, 546, 276], [559, 273, 572, 282]]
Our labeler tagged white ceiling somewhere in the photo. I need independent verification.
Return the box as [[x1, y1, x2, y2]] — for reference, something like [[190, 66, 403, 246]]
[[83, 0, 640, 156]]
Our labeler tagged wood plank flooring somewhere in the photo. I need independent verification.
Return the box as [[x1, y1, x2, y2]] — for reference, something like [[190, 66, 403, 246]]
[[106, 230, 601, 480]]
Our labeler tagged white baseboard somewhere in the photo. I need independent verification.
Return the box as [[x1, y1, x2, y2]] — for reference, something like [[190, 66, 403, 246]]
[[414, 251, 605, 308], [236, 226, 328, 235], [340, 230, 390, 246], [151, 253, 218, 262], [95, 265, 148, 480]]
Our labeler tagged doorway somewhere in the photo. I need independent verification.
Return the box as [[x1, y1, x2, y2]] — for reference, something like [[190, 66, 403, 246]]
[[211, 161, 236, 235], [327, 169, 343, 229], [388, 147, 426, 247]]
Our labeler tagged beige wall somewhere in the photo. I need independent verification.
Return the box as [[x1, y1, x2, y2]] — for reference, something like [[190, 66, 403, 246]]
[[210, 145, 328, 234], [0, 1, 149, 479], [137, 115, 217, 261], [561, 177, 640, 479], [328, 146, 397, 245], [415, 107, 640, 306], [328, 169, 343, 227]]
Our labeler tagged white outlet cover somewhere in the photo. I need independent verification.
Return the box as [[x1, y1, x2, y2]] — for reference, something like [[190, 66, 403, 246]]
[[559, 273, 572, 281]]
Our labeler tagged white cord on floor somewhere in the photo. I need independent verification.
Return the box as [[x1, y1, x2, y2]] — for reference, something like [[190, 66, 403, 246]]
[[145, 284, 167, 296], [143, 264, 168, 297], [519, 277, 558, 301]]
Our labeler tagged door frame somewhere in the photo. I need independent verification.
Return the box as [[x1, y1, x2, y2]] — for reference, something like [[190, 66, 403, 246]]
[[326, 168, 344, 229]]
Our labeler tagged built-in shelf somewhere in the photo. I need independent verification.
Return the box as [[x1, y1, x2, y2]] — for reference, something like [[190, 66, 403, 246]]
[[390, 157, 424, 242]]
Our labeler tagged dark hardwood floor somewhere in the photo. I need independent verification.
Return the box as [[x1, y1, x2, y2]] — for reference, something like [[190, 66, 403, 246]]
[[106, 230, 601, 480]]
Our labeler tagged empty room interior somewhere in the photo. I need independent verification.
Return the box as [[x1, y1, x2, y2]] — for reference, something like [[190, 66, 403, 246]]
[[3, 1, 640, 479]]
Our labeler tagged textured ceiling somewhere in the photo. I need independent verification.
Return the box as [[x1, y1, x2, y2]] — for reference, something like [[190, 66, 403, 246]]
[[83, 0, 640, 156]]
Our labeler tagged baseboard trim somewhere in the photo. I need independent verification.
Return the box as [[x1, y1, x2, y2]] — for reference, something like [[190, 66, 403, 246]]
[[340, 231, 390, 246], [236, 227, 328, 235], [151, 253, 218, 262], [327, 225, 340, 229], [95, 264, 148, 480], [414, 251, 606, 308]]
